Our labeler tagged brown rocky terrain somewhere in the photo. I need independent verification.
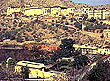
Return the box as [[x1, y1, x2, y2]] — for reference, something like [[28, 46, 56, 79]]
[[0, 0, 89, 10], [94, 4, 110, 10]]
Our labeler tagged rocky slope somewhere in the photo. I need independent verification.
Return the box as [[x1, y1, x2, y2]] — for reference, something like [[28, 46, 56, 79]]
[[0, 0, 90, 10], [95, 4, 110, 9]]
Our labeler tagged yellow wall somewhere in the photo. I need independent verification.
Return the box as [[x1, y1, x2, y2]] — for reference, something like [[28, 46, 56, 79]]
[[103, 10, 110, 19], [24, 8, 43, 16], [42, 8, 51, 15], [93, 48, 110, 54], [73, 44, 110, 55], [51, 7, 61, 16], [7, 7, 80, 17], [15, 65, 66, 80], [15, 65, 56, 79], [88, 10, 110, 19], [88, 10, 102, 19], [67, 8, 75, 14], [7, 7, 21, 15], [61, 9, 69, 16], [61, 8, 78, 16]]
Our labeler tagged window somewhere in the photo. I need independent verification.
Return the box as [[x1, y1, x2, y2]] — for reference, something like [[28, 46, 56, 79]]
[[32, 64, 39, 65], [27, 63, 33, 64], [44, 68, 50, 72], [22, 62, 27, 63]]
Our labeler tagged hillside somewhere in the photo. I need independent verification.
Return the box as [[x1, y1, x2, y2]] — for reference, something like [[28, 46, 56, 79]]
[[0, 0, 91, 10], [0, 0, 73, 9], [96, 4, 110, 9], [92, 4, 110, 10], [1, 0, 109, 11], [0, 0, 110, 11]]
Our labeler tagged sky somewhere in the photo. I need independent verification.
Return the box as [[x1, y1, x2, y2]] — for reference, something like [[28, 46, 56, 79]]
[[72, 0, 110, 6]]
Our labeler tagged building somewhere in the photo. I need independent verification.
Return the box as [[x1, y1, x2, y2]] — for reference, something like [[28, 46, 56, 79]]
[[102, 10, 110, 19], [7, 6, 77, 17], [50, 6, 61, 17], [73, 44, 97, 54], [88, 9, 110, 19], [67, 8, 76, 14], [103, 29, 110, 38], [24, 8, 43, 16], [15, 61, 48, 78], [6, 6, 79, 17], [73, 44, 110, 55], [88, 10, 102, 19], [73, 10, 83, 19], [15, 61, 67, 80], [61, 7, 68, 16], [61, 7, 76, 16], [7, 7, 21, 15], [42, 7, 51, 16]]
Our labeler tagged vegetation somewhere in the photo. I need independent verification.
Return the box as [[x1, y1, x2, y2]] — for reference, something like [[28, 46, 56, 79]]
[[87, 60, 110, 81], [49, 38, 88, 71], [84, 17, 109, 31]]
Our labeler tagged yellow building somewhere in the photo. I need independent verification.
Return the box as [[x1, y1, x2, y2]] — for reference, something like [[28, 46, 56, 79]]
[[73, 44, 110, 55], [103, 10, 110, 19], [7, 6, 81, 18], [7, 6, 90, 19], [50, 6, 61, 17], [61, 7, 76, 16], [103, 29, 110, 38], [15, 61, 67, 80], [92, 48, 110, 55], [73, 44, 98, 54], [24, 8, 43, 16], [7, 7, 21, 15], [42, 6, 76, 17], [88, 9, 110, 19], [42, 7, 51, 16], [67, 8, 75, 14], [61, 7, 68, 16], [73, 10, 83, 19], [88, 10, 102, 19], [15, 61, 45, 72]]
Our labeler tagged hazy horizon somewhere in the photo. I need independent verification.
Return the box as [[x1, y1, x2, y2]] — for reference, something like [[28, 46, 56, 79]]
[[72, 0, 110, 6]]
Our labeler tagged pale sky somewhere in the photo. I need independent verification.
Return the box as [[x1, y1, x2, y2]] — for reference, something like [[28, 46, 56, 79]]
[[72, 0, 110, 6]]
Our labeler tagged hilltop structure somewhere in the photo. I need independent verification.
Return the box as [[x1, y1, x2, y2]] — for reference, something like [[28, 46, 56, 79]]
[[7, 6, 76, 17], [7, 6, 110, 20], [88, 9, 110, 19]]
